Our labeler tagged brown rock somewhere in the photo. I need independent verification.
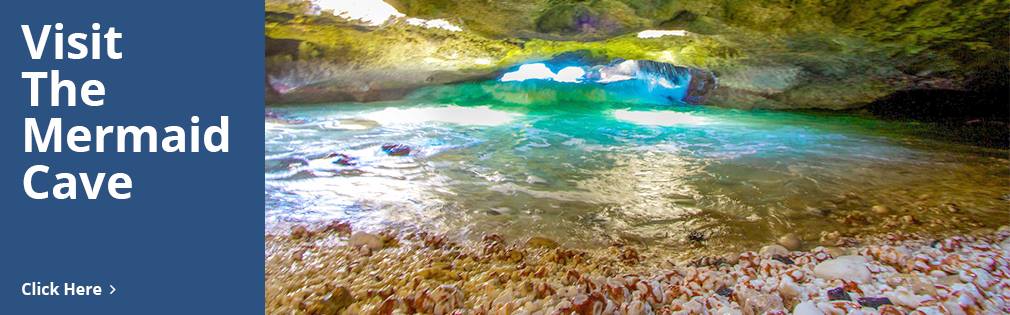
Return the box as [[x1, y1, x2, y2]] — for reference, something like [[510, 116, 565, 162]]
[[945, 203, 961, 213], [824, 246, 847, 258], [349, 232, 384, 250], [526, 236, 560, 249], [901, 215, 919, 225], [309, 286, 354, 315], [290, 225, 310, 239], [760, 244, 789, 256], [778, 233, 802, 250]]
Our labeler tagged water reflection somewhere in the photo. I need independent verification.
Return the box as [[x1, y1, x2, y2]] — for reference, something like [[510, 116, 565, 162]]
[[265, 98, 1010, 254], [612, 109, 709, 126]]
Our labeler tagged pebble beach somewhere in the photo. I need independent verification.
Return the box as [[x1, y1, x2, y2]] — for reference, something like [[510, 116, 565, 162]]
[[266, 222, 1010, 314]]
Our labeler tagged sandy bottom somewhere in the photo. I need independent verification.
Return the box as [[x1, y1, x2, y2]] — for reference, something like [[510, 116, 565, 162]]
[[266, 222, 1010, 315]]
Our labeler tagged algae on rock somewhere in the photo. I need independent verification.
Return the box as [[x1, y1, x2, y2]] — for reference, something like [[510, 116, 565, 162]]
[[265, 0, 1009, 109]]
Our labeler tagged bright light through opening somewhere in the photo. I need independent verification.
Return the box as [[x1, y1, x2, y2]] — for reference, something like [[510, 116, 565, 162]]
[[312, 0, 462, 31], [555, 67, 586, 83], [637, 30, 689, 39], [500, 63, 556, 82], [500, 63, 586, 83], [312, 0, 404, 25]]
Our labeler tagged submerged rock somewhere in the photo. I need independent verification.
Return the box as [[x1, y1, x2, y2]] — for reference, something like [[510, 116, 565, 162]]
[[687, 231, 706, 242], [759, 244, 789, 256], [349, 232, 384, 250], [814, 255, 872, 283], [946, 203, 961, 213], [326, 152, 356, 166], [380, 144, 411, 156], [871, 205, 891, 214], [526, 236, 560, 249], [778, 233, 802, 250]]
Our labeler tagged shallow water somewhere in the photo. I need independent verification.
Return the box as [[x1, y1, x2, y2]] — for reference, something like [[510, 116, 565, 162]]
[[265, 82, 1009, 254]]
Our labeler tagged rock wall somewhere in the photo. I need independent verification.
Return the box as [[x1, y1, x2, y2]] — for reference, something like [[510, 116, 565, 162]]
[[265, 0, 1009, 110]]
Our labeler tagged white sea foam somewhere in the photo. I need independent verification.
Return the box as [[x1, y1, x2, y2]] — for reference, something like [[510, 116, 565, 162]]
[[362, 106, 518, 126], [613, 109, 708, 126]]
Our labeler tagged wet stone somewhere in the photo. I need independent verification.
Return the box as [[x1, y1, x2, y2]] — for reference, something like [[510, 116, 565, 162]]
[[857, 297, 893, 308], [349, 232, 384, 250], [323, 220, 352, 235], [945, 203, 961, 213], [290, 225, 310, 239], [723, 253, 740, 264], [760, 244, 789, 256], [772, 255, 795, 265], [687, 231, 706, 242], [807, 206, 831, 216], [716, 287, 733, 297], [526, 236, 560, 249], [871, 205, 890, 214], [778, 233, 802, 250], [901, 215, 919, 224], [827, 287, 851, 301], [380, 143, 411, 156], [327, 153, 356, 166]]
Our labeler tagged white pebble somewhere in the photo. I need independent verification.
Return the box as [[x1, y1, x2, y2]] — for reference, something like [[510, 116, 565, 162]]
[[813, 255, 871, 283], [793, 301, 824, 315]]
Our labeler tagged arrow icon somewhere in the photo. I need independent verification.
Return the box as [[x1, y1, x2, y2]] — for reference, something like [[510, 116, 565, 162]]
[[109, 285, 116, 295]]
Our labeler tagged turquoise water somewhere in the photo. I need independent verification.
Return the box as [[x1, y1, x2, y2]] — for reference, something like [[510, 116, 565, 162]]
[[265, 82, 1009, 253]]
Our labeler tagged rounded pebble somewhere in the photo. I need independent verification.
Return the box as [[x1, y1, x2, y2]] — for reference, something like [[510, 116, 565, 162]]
[[349, 232, 384, 250], [793, 301, 824, 315], [814, 255, 871, 283], [778, 233, 802, 250], [760, 244, 789, 256]]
